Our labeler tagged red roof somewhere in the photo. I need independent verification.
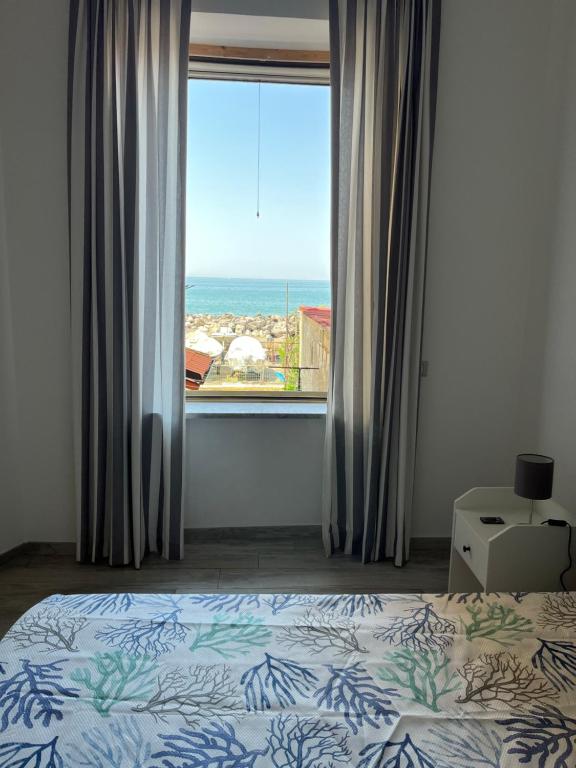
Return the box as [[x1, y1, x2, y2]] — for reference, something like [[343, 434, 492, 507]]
[[185, 348, 213, 391], [300, 306, 331, 328]]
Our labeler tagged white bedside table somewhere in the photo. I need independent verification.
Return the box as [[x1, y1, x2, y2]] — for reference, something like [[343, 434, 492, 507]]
[[448, 487, 575, 593]]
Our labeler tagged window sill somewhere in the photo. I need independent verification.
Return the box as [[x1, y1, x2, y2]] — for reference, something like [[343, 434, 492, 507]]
[[185, 401, 327, 419]]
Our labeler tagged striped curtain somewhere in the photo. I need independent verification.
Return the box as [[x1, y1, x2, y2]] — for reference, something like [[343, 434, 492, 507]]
[[323, 0, 441, 565], [67, 0, 191, 566]]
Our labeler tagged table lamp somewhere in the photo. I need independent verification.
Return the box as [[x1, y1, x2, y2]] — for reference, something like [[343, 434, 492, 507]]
[[514, 453, 554, 524]]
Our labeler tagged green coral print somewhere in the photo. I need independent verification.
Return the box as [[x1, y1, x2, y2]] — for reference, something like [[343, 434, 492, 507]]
[[189, 613, 273, 659], [378, 648, 460, 712], [71, 651, 157, 716], [462, 603, 533, 646]]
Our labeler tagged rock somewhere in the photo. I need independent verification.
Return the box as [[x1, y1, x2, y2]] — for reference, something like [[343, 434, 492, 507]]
[[271, 322, 286, 337], [183, 311, 300, 340]]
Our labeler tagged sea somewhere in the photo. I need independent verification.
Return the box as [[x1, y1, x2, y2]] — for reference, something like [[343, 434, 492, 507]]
[[185, 276, 331, 316]]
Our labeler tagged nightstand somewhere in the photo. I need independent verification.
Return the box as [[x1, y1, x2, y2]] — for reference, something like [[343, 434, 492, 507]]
[[448, 487, 575, 592]]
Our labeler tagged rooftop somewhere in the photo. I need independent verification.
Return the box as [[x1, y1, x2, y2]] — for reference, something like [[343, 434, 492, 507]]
[[300, 305, 331, 328], [185, 347, 214, 391]]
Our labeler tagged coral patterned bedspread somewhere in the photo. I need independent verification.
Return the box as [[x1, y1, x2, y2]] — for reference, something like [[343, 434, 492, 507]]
[[0, 592, 575, 767]]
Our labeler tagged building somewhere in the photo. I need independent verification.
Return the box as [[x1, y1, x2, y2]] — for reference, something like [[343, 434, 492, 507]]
[[298, 306, 331, 393], [185, 348, 214, 391]]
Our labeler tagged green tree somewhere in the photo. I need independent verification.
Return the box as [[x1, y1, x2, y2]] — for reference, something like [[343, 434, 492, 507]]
[[189, 613, 272, 659], [279, 334, 300, 391], [378, 648, 460, 712], [71, 651, 157, 717], [462, 603, 533, 646]]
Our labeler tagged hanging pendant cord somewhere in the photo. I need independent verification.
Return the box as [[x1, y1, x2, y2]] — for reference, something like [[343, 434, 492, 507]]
[[256, 82, 261, 218]]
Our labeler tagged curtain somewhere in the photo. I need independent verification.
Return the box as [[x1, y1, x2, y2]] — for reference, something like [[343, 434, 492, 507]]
[[323, 0, 441, 565], [67, 0, 191, 566]]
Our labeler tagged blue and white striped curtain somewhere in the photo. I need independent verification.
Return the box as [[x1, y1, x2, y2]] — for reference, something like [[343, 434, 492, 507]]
[[67, 0, 192, 566], [323, 0, 441, 565]]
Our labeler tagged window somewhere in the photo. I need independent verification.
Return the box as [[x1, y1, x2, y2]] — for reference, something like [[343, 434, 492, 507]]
[[185, 64, 331, 398]]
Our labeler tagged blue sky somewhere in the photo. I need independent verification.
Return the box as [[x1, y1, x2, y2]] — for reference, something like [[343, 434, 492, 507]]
[[186, 79, 330, 281]]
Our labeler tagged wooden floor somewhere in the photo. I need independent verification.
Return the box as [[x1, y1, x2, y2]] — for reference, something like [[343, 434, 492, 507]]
[[0, 527, 449, 638]]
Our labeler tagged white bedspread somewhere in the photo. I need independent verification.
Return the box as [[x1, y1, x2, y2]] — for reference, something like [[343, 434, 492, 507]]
[[1, 591, 575, 766]]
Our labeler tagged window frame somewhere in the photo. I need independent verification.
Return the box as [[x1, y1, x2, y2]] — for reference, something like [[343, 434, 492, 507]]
[[185, 50, 330, 402]]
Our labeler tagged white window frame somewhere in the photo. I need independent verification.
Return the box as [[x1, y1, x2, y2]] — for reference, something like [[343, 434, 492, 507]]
[[186, 55, 330, 401]]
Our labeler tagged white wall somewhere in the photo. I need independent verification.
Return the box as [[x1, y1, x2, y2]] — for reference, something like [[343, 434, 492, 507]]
[[185, 416, 324, 527], [412, 0, 574, 536], [184, 0, 576, 536], [1, 0, 575, 550], [191, 1, 328, 20], [537, 4, 576, 512], [0, 0, 74, 551], [0, 140, 25, 554]]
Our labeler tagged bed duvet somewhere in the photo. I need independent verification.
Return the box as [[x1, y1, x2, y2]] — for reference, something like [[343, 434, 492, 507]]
[[0, 591, 575, 767]]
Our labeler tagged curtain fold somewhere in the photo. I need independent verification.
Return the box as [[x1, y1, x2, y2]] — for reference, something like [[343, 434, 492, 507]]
[[323, 0, 441, 565], [67, 0, 191, 566]]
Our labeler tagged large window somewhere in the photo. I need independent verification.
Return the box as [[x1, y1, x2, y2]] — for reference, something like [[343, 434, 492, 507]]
[[185, 76, 331, 396]]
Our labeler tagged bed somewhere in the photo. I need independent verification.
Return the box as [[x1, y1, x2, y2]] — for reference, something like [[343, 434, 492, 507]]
[[0, 591, 575, 767]]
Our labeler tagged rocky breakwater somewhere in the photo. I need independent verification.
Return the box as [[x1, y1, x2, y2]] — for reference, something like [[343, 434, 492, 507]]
[[185, 312, 298, 343]]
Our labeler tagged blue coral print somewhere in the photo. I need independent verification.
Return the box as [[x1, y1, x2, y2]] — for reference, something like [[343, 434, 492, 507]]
[[0, 591, 571, 766]]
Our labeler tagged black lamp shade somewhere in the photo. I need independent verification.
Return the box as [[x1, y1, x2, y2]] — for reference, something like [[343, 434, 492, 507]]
[[514, 454, 554, 500]]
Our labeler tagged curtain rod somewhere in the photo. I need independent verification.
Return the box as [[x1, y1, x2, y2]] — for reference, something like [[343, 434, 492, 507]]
[[189, 43, 330, 65]]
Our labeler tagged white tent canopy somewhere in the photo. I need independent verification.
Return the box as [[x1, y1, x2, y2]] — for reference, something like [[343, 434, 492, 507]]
[[188, 330, 224, 358], [225, 336, 266, 366]]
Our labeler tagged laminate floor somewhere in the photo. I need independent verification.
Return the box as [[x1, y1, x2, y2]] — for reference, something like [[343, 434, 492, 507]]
[[0, 527, 449, 638]]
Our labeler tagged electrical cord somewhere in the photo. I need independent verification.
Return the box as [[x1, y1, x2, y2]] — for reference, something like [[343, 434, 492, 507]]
[[541, 519, 572, 590], [560, 525, 573, 591]]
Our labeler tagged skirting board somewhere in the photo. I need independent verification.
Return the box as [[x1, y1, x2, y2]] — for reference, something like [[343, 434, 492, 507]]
[[0, 531, 450, 562], [0, 542, 76, 561], [185, 527, 450, 554]]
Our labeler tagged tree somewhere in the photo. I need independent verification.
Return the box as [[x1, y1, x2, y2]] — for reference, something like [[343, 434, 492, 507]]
[[65, 716, 151, 768], [137, 594, 186, 619], [358, 734, 436, 768], [0, 737, 63, 768], [45, 593, 135, 615], [186, 594, 262, 614], [456, 652, 556, 710], [316, 594, 387, 618], [94, 595, 195, 659], [96, 617, 188, 659], [241, 654, 318, 712], [189, 614, 272, 659], [151, 721, 268, 768], [532, 638, 576, 692], [135, 595, 194, 627], [440, 592, 486, 604], [277, 609, 367, 656], [263, 595, 315, 616], [71, 651, 157, 716], [278, 335, 299, 391], [510, 593, 530, 604], [461, 602, 533, 645], [499, 705, 576, 768], [441, 592, 528, 605], [0, 659, 79, 731], [423, 719, 502, 768], [133, 664, 241, 725], [4, 609, 87, 653], [377, 648, 459, 712], [267, 714, 350, 768], [316, 662, 398, 734], [538, 593, 576, 632], [374, 602, 456, 652]]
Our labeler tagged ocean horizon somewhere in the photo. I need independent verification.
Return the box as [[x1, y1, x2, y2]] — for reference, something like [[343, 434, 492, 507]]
[[185, 276, 331, 316]]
